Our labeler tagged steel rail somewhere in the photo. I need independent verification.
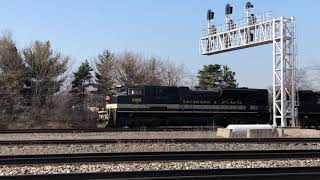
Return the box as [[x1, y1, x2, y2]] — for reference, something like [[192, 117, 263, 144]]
[[1, 150, 320, 165], [2, 167, 320, 180], [0, 127, 216, 133], [1, 138, 320, 145]]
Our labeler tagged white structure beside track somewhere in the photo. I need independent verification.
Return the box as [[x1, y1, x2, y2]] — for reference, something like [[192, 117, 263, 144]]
[[200, 3, 298, 127]]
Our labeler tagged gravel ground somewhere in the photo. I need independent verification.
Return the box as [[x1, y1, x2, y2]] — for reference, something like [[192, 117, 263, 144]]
[[1, 159, 320, 176], [1, 142, 320, 155], [0, 131, 216, 141]]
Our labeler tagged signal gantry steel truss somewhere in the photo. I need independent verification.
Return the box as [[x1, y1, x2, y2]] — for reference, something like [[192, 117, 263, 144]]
[[200, 12, 298, 127]]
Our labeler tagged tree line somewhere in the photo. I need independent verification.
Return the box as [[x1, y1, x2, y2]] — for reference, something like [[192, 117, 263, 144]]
[[0, 33, 238, 128]]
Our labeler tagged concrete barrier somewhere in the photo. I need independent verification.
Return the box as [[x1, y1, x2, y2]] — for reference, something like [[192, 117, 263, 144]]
[[216, 128, 233, 138], [226, 124, 274, 138], [284, 129, 320, 137], [276, 128, 285, 137], [247, 129, 279, 138], [217, 127, 291, 138]]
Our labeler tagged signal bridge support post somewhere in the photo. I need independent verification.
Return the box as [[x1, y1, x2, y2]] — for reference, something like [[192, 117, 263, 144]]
[[200, 13, 298, 127], [272, 17, 297, 127]]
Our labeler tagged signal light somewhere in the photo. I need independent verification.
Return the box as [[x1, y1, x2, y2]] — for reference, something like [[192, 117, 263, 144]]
[[225, 4, 233, 15], [246, 2, 254, 9], [207, 9, 215, 21]]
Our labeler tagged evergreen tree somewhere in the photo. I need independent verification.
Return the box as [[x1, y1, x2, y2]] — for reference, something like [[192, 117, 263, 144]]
[[0, 33, 25, 119], [69, 60, 93, 112], [197, 64, 238, 89], [23, 40, 69, 122], [221, 65, 238, 88], [94, 50, 114, 97]]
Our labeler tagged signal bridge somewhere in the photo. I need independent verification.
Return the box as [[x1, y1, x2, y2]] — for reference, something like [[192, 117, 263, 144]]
[[200, 4, 298, 128]]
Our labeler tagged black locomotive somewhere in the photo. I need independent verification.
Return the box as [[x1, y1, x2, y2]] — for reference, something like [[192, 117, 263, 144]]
[[97, 85, 320, 128], [97, 85, 270, 127], [298, 91, 320, 128]]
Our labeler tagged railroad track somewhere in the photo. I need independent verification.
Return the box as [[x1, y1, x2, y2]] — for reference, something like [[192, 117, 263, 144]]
[[1, 149, 320, 165], [1, 137, 320, 145], [3, 167, 320, 180], [0, 126, 216, 133]]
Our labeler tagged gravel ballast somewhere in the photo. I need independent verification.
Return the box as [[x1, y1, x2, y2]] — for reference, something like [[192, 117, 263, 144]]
[[1, 142, 320, 156], [0, 159, 320, 176]]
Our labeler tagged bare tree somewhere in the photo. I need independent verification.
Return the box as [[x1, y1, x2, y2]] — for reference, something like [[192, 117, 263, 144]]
[[296, 68, 312, 90], [183, 74, 198, 88], [293, 64, 320, 91], [113, 51, 149, 86], [91, 49, 189, 110], [144, 57, 163, 85], [112, 52, 186, 87], [159, 60, 186, 86], [307, 63, 320, 91]]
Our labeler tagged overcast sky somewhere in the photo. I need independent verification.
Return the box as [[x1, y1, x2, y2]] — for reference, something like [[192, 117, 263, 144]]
[[0, 0, 318, 88]]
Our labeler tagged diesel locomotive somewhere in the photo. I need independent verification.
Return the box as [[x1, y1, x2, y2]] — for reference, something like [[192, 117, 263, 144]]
[[97, 85, 270, 128], [298, 90, 320, 128], [97, 85, 320, 128]]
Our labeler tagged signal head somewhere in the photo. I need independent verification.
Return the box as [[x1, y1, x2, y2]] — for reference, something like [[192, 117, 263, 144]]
[[246, 2, 254, 9], [225, 4, 233, 15], [207, 9, 214, 21]]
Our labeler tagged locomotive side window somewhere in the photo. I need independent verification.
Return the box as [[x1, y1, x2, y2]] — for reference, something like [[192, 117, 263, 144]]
[[128, 88, 144, 96]]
